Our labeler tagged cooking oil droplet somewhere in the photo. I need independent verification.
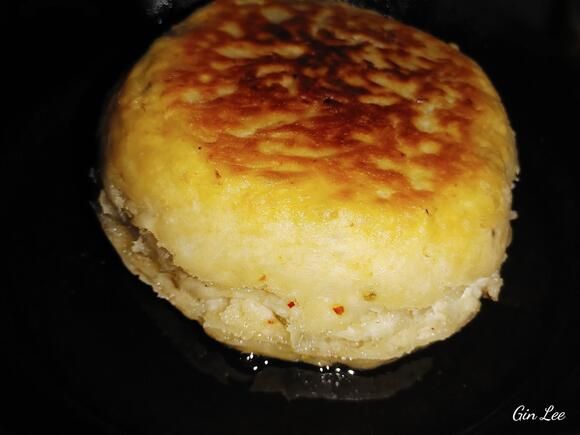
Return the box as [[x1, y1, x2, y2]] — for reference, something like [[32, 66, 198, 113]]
[[238, 352, 269, 373]]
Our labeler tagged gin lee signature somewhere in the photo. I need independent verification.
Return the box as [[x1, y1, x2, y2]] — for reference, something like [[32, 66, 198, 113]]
[[512, 405, 566, 422]]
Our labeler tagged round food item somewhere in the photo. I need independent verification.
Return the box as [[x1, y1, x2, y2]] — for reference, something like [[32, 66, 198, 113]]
[[99, 0, 518, 369]]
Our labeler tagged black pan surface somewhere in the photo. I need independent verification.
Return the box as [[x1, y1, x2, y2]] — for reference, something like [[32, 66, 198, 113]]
[[4, 1, 580, 434]]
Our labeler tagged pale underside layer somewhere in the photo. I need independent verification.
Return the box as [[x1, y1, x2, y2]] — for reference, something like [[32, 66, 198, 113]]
[[99, 192, 501, 369]]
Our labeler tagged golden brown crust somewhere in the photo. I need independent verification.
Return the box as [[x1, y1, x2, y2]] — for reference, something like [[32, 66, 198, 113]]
[[112, 0, 515, 205]]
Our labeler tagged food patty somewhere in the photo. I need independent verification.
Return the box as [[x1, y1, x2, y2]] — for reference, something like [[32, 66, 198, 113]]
[[99, 0, 518, 368]]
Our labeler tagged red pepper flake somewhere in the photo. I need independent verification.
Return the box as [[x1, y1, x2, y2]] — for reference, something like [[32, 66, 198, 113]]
[[267, 319, 275, 324], [332, 305, 345, 315], [287, 301, 295, 308]]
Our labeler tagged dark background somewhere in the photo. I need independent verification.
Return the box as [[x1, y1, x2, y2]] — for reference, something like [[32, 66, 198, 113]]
[[3, 0, 580, 434]]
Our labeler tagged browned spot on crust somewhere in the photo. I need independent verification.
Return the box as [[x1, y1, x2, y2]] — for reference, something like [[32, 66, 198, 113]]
[[363, 291, 377, 301], [155, 0, 495, 202]]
